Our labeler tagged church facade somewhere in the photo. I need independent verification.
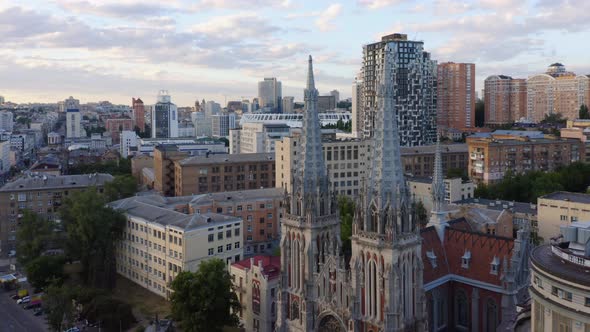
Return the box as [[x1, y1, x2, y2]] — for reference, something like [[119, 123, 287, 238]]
[[275, 52, 530, 332]]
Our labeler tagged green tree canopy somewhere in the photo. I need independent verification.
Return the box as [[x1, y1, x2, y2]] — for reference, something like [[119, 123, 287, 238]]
[[43, 283, 76, 332], [580, 104, 590, 119], [475, 98, 485, 127], [60, 190, 126, 289], [103, 175, 137, 202], [16, 210, 56, 266], [25, 255, 65, 291], [170, 259, 240, 332], [338, 196, 354, 255]]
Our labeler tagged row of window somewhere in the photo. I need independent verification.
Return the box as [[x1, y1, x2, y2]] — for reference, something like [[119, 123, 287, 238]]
[[208, 242, 241, 255], [127, 220, 183, 246], [208, 228, 240, 242]]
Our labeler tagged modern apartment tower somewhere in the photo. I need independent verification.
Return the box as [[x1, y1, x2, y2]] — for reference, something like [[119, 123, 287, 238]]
[[65, 96, 83, 138], [282, 96, 294, 114], [132, 97, 146, 132], [437, 62, 475, 130], [258, 78, 282, 113], [359, 33, 437, 146], [151, 90, 179, 139], [484, 75, 527, 125]]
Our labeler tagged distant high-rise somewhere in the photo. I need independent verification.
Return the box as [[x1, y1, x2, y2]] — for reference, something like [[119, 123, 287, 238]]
[[317, 95, 336, 112], [282, 96, 294, 114], [194, 99, 201, 112], [151, 90, 179, 138], [0, 111, 14, 132], [330, 89, 340, 103], [258, 78, 282, 113], [132, 97, 145, 132], [65, 96, 83, 138], [437, 62, 475, 130], [204, 101, 221, 116], [0, 96, 5, 104], [484, 75, 527, 125], [359, 33, 437, 146], [351, 77, 362, 136]]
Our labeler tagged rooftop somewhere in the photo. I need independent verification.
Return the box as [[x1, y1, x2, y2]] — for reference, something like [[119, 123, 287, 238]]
[[531, 244, 590, 286], [539, 191, 590, 204], [232, 255, 281, 280], [109, 196, 241, 232], [177, 152, 274, 166], [0, 173, 113, 192], [455, 198, 537, 215]]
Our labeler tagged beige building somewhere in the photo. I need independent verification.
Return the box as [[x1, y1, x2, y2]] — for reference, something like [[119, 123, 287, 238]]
[[110, 195, 244, 298], [407, 176, 475, 212], [484, 75, 527, 125], [0, 173, 113, 254], [437, 62, 476, 130], [530, 222, 590, 332], [537, 191, 590, 243], [229, 123, 291, 154], [231, 255, 280, 332]]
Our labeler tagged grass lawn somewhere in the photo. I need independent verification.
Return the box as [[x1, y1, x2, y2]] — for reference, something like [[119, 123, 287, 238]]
[[112, 275, 171, 321]]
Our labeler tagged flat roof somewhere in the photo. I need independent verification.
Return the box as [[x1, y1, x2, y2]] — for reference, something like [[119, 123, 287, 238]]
[[454, 197, 537, 215], [540, 191, 590, 204], [531, 244, 590, 285], [177, 153, 274, 166], [0, 173, 114, 192]]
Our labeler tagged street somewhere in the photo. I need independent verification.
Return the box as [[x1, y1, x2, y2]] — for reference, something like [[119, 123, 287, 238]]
[[0, 291, 48, 332]]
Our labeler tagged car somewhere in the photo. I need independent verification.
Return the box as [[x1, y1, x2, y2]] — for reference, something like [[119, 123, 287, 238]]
[[16, 296, 30, 304], [10, 294, 20, 300], [33, 308, 44, 316], [24, 302, 41, 310], [64, 327, 80, 332]]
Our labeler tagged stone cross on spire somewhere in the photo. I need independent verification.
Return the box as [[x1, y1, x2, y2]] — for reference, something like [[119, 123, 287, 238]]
[[289, 55, 331, 218]]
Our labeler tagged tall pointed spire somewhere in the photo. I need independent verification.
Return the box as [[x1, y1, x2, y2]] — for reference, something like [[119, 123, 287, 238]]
[[432, 134, 445, 212], [288, 55, 331, 219]]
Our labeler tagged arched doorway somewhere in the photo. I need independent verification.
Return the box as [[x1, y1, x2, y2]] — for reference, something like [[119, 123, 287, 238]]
[[317, 315, 345, 332]]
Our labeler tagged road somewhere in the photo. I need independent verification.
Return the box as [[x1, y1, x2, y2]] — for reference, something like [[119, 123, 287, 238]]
[[0, 291, 48, 332]]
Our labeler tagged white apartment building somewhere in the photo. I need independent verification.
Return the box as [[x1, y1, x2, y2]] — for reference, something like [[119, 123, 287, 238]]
[[111, 195, 244, 298], [120, 130, 138, 158], [231, 255, 280, 332], [230, 123, 291, 154], [407, 176, 475, 212], [0, 140, 10, 174], [0, 111, 14, 132], [66, 109, 83, 138]]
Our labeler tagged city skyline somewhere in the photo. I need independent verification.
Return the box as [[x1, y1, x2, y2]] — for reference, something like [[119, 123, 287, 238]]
[[1, 0, 589, 106]]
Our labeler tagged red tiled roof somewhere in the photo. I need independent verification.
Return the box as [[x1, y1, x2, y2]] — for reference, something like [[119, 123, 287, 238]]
[[421, 218, 515, 286], [232, 255, 281, 280]]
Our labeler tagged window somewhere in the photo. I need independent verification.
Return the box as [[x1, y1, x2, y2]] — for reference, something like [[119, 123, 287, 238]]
[[208, 234, 214, 242], [486, 299, 498, 332], [226, 230, 232, 238], [237, 205, 243, 211], [560, 215, 567, 221], [235, 242, 240, 249], [247, 205, 252, 211], [461, 251, 471, 269], [226, 243, 232, 251], [235, 228, 240, 236], [533, 276, 543, 289], [218, 232, 223, 240], [218, 246, 223, 253], [490, 257, 500, 275], [455, 290, 469, 328], [247, 215, 253, 221], [267, 213, 273, 219], [585, 297, 590, 307]]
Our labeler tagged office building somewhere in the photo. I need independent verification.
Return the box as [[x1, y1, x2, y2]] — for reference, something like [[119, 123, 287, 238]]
[[151, 90, 179, 139], [120, 130, 138, 158], [437, 62, 475, 130], [191, 111, 212, 137], [351, 78, 362, 136], [105, 118, 134, 144], [484, 75, 527, 125], [467, 131, 583, 184], [211, 113, 236, 137], [0, 173, 113, 253], [359, 33, 437, 145], [230, 123, 291, 154], [132, 98, 146, 132], [537, 191, 590, 243], [0, 111, 14, 132], [281, 96, 294, 114], [530, 222, 590, 331], [317, 95, 336, 112], [258, 78, 282, 113], [231, 256, 280, 332], [330, 89, 340, 103], [111, 195, 243, 298], [527, 63, 590, 122]]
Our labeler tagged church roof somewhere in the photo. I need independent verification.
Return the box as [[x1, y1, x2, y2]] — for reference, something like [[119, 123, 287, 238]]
[[232, 255, 281, 280], [421, 218, 516, 288]]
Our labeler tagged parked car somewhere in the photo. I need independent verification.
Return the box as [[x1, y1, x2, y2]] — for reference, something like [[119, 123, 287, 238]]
[[34, 309, 43, 316], [16, 296, 30, 304]]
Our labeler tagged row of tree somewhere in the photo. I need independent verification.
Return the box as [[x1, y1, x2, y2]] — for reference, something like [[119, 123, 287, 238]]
[[475, 162, 590, 203], [322, 119, 352, 133], [68, 158, 132, 176]]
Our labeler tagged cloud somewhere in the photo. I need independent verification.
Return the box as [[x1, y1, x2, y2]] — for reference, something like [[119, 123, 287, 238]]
[[315, 4, 343, 32], [54, 0, 182, 18], [357, 0, 405, 10]]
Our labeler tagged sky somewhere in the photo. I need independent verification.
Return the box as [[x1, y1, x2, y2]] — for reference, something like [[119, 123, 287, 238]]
[[0, 0, 589, 107]]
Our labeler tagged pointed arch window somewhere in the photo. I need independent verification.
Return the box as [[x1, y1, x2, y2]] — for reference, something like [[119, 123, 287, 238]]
[[485, 298, 498, 332], [455, 290, 469, 329]]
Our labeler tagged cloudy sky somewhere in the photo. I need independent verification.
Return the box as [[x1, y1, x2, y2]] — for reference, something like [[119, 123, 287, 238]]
[[1, 0, 589, 106]]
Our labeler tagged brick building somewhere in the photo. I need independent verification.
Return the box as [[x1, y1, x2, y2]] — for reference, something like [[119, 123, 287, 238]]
[[437, 62, 475, 131], [132, 97, 145, 132], [484, 75, 527, 125], [105, 117, 134, 144]]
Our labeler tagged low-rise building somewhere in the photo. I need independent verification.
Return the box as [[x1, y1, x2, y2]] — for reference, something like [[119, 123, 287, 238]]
[[231, 255, 280, 332], [468, 131, 583, 184], [530, 222, 590, 331], [408, 176, 475, 212], [0, 173, 113, 254], [110, 195, 244, 298], [230, 123, 291, 154], [537, 191, 590, 243]]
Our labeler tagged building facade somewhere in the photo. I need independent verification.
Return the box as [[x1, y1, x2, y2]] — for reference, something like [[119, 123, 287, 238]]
[[132, 97, 146, 132], [467, 131, 583, 184], [359, 33, 437, 146], [484, 75, 527, 125], [111, 195, 243, 298], [0, 111, 14, 132], [437, 62, 475, 130], [0, 174, 113, 254], [105, 118, 134, 144], [258, 78, 282, 113], [530, 222, 590, 332], [152, 91, 179, 139], [408, 176, 475, 212], [231, 123, 291, 154], [282, 97, 294, 114], [537, 191, 590, 244], [66, 109, 83, 138], [317, 95, 336, 112]]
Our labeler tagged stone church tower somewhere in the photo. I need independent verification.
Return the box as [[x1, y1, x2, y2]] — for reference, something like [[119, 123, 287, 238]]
[[276, 50, 427, 332]]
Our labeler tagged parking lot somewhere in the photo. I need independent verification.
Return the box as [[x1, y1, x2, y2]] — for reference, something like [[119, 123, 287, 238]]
[[0, 288, 48, 331]]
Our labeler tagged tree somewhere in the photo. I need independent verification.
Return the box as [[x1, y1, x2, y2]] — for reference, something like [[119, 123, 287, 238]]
[[16, 211, 56, 266], [170, 259, 240, 332], [103, 175, 137, 202], [580, 104, 590, 119], [25, 255, 65, 291], [43, 283, 76, 332], [475, 99, 485, 127], [447, 167, 467, 180], [338, 196, 354, 255], [60, 190, 126, 289]]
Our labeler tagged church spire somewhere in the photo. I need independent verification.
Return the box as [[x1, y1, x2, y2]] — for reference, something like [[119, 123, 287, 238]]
[[288, 55, 331, 218], [432, 134, 445, 212]]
